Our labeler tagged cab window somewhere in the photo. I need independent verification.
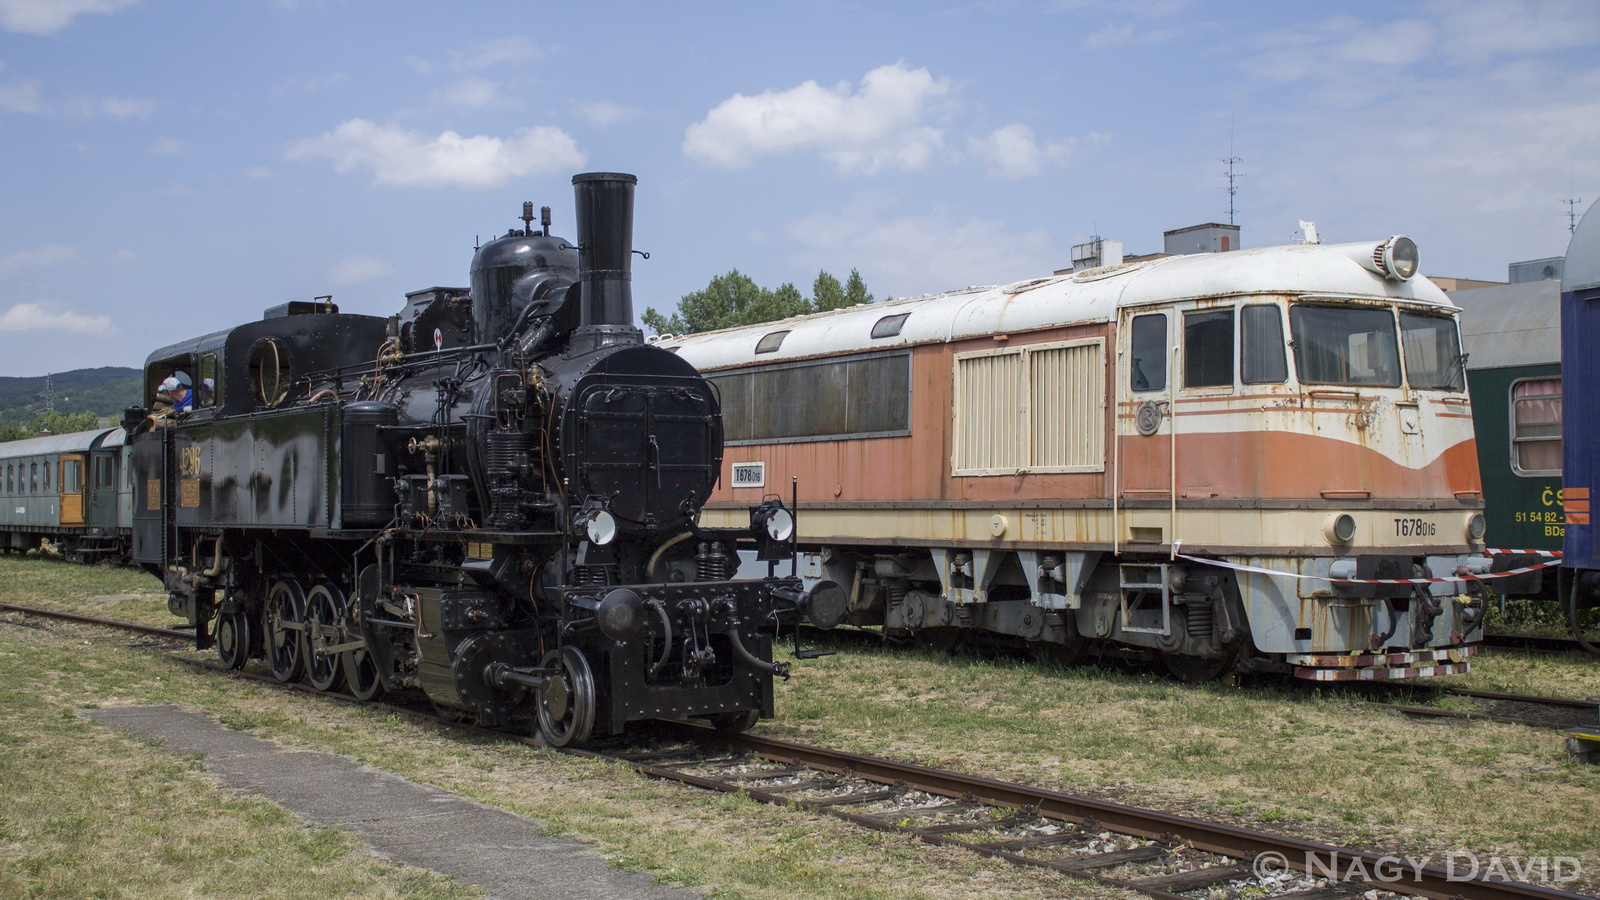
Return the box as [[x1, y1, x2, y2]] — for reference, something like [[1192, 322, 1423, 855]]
[[1129, 314, 1167, 392], [1183, 309, 1234, 388], [1289, 305, 1399, 386], [1399, 312, 1464, 390], [1241, 305, 1288, 384]]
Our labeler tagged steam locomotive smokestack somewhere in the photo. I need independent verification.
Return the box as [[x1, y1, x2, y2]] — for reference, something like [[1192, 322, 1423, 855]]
[[572, 172, 641, 349]]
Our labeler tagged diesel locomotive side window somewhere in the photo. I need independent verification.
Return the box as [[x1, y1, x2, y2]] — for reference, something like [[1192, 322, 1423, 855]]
[[1129, 314, 1167, 392], [1183, 309, 1234, 388], [711, 350, 911, 444], [1399, 312, 1464, 390], [1289, 305, 1399, 386], [1241, 305, 1288, 384], [1511, 377, 1562, 476]]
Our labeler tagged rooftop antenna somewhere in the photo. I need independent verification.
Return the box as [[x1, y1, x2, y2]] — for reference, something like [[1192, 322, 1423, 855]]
[[1565, 196, 1584, 235], [1220, 119, 1243, 226]]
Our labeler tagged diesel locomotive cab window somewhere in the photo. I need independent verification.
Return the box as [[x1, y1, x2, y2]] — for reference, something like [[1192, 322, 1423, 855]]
[[1289, 305, 1399, 386], [1241, 304, 1288, 383], [1183, 309, 1234, 388], [1399, 312, 1464, 390], [711, 350, 911, 444], [1129, 313, 1167, 391], [1512, 377, 1563, 475]]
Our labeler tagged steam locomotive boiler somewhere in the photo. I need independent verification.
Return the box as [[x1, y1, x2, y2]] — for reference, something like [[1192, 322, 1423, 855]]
[[128, 173, 804, 746]]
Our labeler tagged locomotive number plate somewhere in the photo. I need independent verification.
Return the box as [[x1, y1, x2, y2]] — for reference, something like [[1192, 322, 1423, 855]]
[[731, 461, 765, 488]]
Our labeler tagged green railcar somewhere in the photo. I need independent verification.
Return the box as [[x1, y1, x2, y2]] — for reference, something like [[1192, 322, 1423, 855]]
[[1453, 280, 1563, 588]]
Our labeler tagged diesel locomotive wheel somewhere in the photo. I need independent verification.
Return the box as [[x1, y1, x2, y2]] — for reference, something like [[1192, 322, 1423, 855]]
[[1029, 637, 1088, 669], [536, 646, 596, 748], [1160, 644, 1240, 683], [215, 610, 252, 671], [304, 584, 348, 693], [913, 627, 963, 655], [264, 580, 307, 683]]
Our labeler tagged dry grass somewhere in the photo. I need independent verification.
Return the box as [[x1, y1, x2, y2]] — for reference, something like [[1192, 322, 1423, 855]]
[[771, 631, 1600, 889], [4, 555, 1598, 896]]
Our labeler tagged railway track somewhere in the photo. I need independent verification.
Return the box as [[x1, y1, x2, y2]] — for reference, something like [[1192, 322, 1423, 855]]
[[1, 599, 1595, 900], [1372, 685, 1599, 730], [1482, 632, 1599, 656]]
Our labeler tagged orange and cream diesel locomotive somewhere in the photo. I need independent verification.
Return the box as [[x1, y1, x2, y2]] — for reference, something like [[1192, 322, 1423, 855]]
[[661, 235, 1489, 681]]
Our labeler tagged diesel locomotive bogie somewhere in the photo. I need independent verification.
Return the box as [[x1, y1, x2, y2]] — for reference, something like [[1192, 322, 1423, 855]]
[[133, 172, 800, 746]]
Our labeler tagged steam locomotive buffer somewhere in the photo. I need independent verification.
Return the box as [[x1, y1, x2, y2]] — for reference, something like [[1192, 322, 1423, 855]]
[[126, 173, 808, 746]]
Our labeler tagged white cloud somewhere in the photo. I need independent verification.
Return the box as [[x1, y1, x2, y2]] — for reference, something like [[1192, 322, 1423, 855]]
[[682, 62, 955, 175], [576, 99, 640, 130], [429, 77, 500, 110], [328, 256, 393, 286], [150, 136, 181, 154], [0, 0, 138, 36], [0, 244, 81, 279], [1, 80, 154, 119], [968, 124, 1076, 179], [781, 193, 1059, 297], [244, 165, 272, 179], [283, 118, 585, 190], [0, 302, 115, 335], [406, 36, 543, 74], [0, 78, 41, 113]]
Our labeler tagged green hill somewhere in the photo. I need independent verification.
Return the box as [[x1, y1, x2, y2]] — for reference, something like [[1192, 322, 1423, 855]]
[[0, 367, 142, 425]]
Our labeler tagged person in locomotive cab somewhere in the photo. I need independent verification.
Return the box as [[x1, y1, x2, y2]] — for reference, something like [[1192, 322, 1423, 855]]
[[158, 372, 193, 413], [197, 377, 214, 408]]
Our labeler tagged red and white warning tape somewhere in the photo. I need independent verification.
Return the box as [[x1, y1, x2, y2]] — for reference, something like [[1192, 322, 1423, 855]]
[[1486, 547, 1563, 557], [1175, 553, 1560, 585]]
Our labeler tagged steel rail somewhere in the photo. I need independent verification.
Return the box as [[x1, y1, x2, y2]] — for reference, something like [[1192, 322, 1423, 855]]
[[0, 601, 192, 640]]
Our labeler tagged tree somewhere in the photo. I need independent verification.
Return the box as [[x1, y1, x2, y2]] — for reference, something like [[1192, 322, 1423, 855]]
[[641, 267, 876, 336], [811, 271, 848, 312], [843, 268, 874, 306], [0, 409, 102, 443]]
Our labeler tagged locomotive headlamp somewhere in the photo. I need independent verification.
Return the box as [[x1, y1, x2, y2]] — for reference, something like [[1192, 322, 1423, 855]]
[[762, 507, 795, 542], [1375, 235, 1419, 281], [1323, 512, 1357, 544], [1466, 513, 1487, 542], [580, 508, 618, 546]]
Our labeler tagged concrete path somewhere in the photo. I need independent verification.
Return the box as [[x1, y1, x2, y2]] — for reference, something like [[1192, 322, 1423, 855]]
[[85, 704, 704, 900]]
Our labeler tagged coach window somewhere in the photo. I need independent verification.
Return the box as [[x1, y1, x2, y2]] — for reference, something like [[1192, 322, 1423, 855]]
[[1399, 312, 1465, 390], [43, 460, 50, 491], [1289, 304, 1400, 386], [1511, 377, 1562, 475], [30, 462, 38, 493], [1241, 305, 1288, 383], [1183, 309, 1234, 388], [1129, 313, 1167, 392], [5, 464, 11, 493]]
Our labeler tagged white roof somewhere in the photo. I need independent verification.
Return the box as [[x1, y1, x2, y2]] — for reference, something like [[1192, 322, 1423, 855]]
[[659, 238, 1455, 371], [0, 427, 120, 460]]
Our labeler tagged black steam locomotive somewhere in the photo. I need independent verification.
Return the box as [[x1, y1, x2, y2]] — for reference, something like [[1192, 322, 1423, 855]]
[[127, 173, 804, 746]]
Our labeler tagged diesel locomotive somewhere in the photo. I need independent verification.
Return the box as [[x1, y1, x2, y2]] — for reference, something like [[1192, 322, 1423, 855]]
[[663, 233, 1490, 681], [128, 173, 805, 745]]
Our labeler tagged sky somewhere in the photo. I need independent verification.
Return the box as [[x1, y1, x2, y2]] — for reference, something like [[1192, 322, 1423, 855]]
[[0, 0, 1597, 377]]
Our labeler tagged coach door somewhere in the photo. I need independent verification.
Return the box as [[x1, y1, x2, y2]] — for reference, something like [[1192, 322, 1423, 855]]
[[1117, 309, 1174, 542], [58, 454, 86, 526]]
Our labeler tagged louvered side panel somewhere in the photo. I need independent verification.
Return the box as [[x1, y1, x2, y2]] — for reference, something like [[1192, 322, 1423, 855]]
[[952, 351, 1025, 474], [1029, 339, 1106, 472]]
